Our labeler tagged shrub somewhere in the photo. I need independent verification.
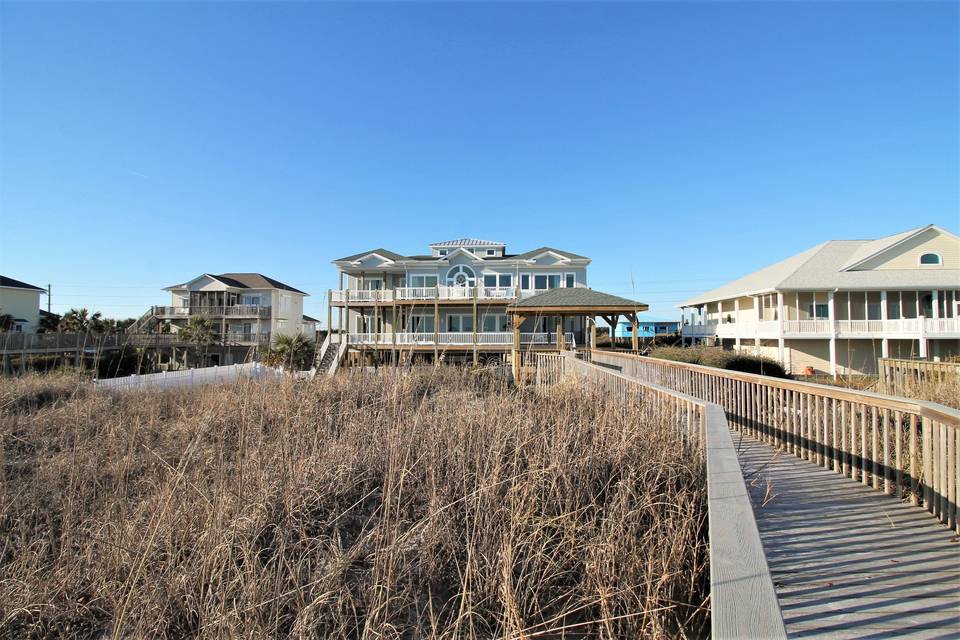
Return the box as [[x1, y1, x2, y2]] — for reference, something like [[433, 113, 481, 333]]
[[0, 368, 708, 638], [650, 346, 790, 378]]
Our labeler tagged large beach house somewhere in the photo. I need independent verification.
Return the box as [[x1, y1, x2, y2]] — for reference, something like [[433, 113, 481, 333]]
[[133, 273, 314, 365], [679, 224, 960, 376], [326, 239, 647, 367]]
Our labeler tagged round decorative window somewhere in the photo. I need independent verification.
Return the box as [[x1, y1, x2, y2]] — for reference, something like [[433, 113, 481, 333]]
[[446, 265, 476, 287]]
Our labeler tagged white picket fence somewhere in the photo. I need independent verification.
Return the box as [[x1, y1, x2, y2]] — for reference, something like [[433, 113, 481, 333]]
[[93, 362, 284, 391]]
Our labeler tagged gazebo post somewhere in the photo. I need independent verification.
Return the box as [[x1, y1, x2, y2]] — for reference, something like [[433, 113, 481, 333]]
[[511, 312, 522, 382], [556, 316, 564, 351]]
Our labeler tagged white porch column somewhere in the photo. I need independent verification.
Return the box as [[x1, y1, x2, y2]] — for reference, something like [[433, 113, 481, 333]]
[[828, 291, 837, 378], [919, 314, 928, 358], [734, 298, 741, 350], [776, 292, 785, 364], [880, 290, 889, 358], [932, 289, 940, 319]]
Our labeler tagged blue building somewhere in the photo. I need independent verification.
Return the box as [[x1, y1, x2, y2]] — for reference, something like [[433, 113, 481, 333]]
[[614, 319, 680, 339]]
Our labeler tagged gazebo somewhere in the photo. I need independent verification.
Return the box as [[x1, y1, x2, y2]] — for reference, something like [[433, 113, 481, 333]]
[[505, 288, 649, 377]]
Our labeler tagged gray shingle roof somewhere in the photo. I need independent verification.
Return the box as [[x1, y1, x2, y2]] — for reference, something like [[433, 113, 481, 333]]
[[513, 288, 647, 309], [166, 273, 307, 295], [0, 276, 45, 291], [215, 273, 307, 295], [680, 224, 959, 307]]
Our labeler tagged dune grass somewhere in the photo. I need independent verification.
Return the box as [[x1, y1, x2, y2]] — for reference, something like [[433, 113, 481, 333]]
[[0, 367, 708, 639]]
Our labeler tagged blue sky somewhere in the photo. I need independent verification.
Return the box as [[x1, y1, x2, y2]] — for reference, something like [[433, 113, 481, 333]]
[[1, 1, 957, 324]]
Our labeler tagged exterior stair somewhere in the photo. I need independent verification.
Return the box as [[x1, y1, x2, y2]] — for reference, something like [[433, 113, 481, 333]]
[[311, 333, 346, 377], [127, 307, 159, 334]]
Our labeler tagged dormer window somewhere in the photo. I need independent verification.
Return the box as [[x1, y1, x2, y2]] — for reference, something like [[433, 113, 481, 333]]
[[438, 249, 448, 257], [486, 249, 496, 256], [919, 253, 941, 266]]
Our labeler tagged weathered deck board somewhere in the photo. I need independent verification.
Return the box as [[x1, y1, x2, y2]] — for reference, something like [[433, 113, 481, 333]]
[[736, 435, 960, 639]]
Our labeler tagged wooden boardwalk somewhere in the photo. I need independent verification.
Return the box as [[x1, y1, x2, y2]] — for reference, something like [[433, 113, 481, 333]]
[[737, 434, 960, 639]]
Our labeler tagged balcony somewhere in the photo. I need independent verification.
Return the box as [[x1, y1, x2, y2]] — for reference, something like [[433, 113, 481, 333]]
[[153, 305, 272, 319], [331, 286, 517, 305], [683, 317, 960, 339], [220, 332, 272, 345], [341, 331, 575, 347]]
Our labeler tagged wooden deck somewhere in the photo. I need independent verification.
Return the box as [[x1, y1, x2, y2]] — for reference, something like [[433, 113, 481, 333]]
[[737, 434, 960, 639]]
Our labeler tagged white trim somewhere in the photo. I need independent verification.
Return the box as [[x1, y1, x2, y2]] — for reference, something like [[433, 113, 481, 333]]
[[349, 252, 396, 265], [523, 250, 572, 264], [918, 252, 942, 266]]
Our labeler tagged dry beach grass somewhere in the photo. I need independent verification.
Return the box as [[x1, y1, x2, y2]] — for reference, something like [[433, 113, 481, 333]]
[[0, 368, 708, 639]]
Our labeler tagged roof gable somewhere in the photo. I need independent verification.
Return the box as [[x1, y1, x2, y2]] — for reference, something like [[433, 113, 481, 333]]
[[165, 273, 306, 294], [841, 225, 959, 271], [334, 248, 408, 263], [513, 246, 589, 262]]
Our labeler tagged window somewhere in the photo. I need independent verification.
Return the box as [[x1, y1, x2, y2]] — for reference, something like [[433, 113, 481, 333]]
[[534, 274, 562, 290], [486, 249, 496, 256], [482, 314, 508, 332], [241, 294, 261, 306], [565, 273, 575, 288], [521, 274, 530, 290], [807, 303, 829, 319], [447, 314, 473, 332], [410, 275, 438, 288], [409, 314, 434, 333], [280, 294, 290, 312], [438, 249, 448, 256], [363, 278, 383, 291], [919, 253, 941, 266], [484, 273, 512, 287], [446, 265, 476, 287]]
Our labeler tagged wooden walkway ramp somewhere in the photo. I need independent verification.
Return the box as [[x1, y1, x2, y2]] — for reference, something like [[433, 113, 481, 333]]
[[738, 434, 960, 639]]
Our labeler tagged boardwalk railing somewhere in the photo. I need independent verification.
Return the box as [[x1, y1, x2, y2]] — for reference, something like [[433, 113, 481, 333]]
[[535, 353, 787, 640], [94, 362, 283, 391], [1, 332, 272, 355], [589, 350, 960, 533], [880, 357, 960, 395]]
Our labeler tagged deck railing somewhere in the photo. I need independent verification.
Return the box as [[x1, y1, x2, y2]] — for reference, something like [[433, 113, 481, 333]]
[[589, 350, 960, 533], [879, 357, 960, 396], [333, 286, 517, 303], [0, 332, 271, 354], [686, 317, 959, 338], [535, 353, 787, 640], [152, 305, 272, 318], [343, 331, 574, 347]]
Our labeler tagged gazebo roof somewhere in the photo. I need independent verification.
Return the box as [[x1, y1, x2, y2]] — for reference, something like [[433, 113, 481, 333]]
[[507, 288, 648, 314]]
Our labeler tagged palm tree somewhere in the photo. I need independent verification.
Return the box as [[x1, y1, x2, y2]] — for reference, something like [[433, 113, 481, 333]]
[[262, 334, 314, 371], [178, 316, 216, 366], [0, 310, 14, 333], [38, 312, 60, 333], [58, 308, 103, 333]]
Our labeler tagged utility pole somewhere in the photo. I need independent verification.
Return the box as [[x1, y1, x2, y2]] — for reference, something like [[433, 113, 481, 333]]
[[47, 284, 51, 313]]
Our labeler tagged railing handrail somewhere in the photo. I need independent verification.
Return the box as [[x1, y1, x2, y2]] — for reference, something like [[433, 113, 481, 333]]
[[592, 350, 960, 427], [590, 349, 960, 534], [535, 354, 787, 639]]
